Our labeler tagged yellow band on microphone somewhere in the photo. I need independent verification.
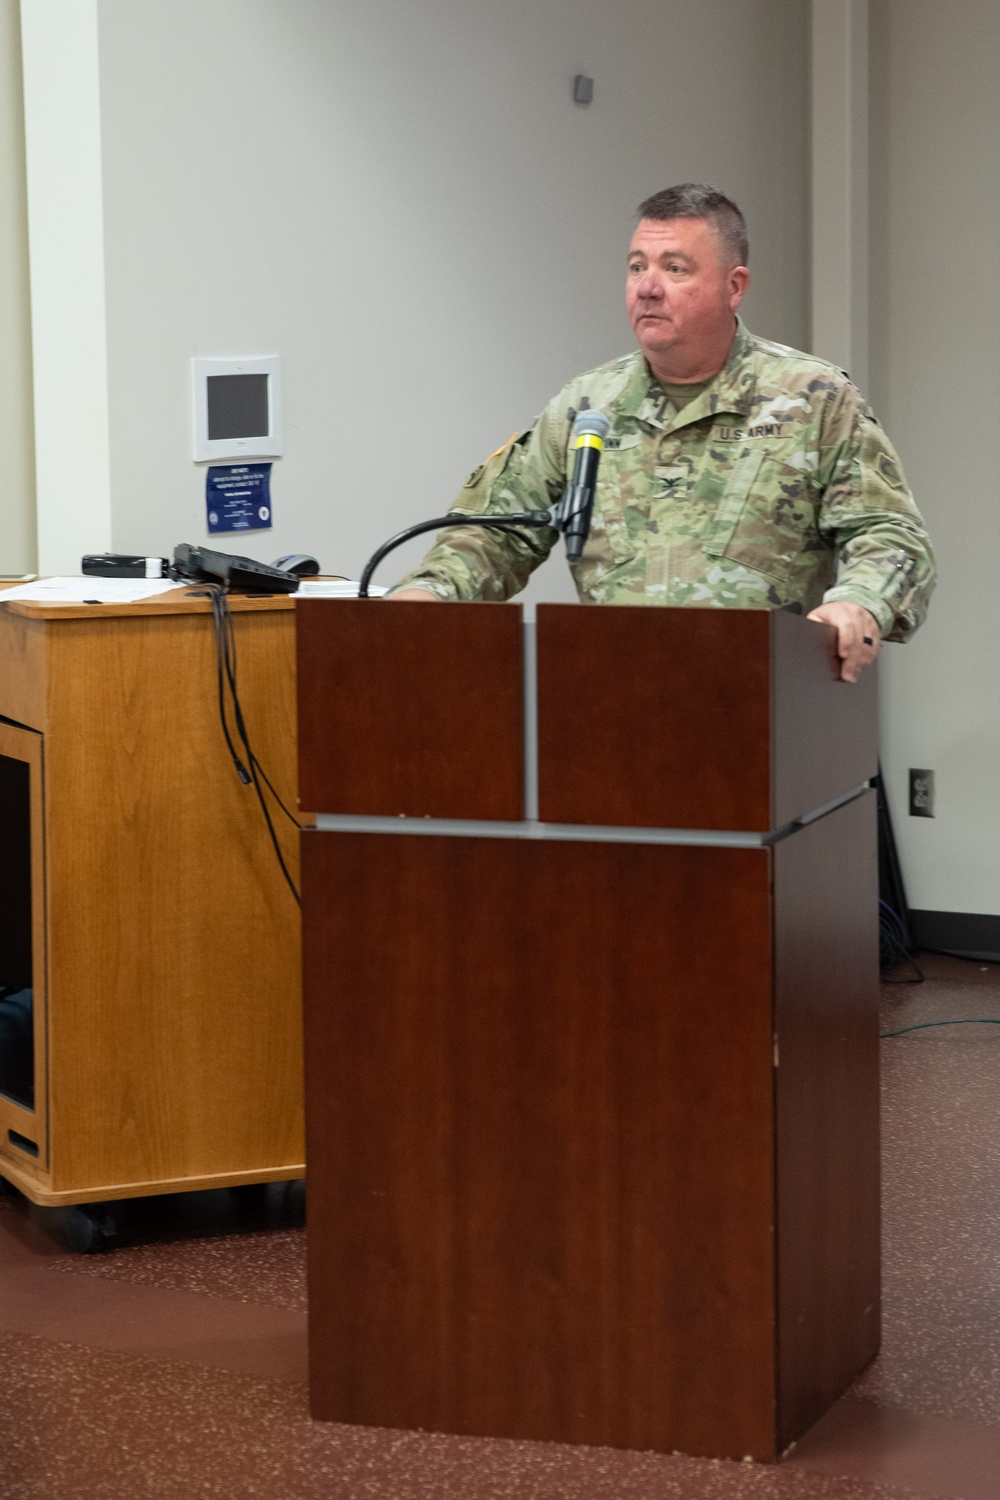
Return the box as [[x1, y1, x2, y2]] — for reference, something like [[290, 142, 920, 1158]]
[[575, 433, 604, 451]]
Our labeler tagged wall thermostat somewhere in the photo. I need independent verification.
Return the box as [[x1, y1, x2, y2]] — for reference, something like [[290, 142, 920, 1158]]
[[191, 355, 282, 462]]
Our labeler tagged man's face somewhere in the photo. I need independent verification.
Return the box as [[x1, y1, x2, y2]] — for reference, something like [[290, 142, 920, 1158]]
[[625, 217, 748, 376]]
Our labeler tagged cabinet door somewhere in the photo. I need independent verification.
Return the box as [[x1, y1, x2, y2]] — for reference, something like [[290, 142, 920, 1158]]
[[0, 720, 47, 1174]]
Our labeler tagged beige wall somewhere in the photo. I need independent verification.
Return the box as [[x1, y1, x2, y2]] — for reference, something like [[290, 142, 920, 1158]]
[[0, 0, 35, 574], [869, 0, 1000, 915], [92, 0, 808, 598], [13, 0, 995, 914]]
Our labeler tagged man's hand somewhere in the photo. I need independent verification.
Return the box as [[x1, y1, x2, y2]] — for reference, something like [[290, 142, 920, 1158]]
[[386, 588, 440, 602], [806, 602, 880, 683]]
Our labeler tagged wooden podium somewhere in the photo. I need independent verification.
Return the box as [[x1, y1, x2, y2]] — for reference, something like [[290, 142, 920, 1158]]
[[0, 589, 304, 1213], [297, 601, 880, 1462]]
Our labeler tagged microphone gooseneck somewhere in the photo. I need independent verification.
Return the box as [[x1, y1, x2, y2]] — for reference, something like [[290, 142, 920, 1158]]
[[356, 408, 610, 596], [357, 512, 555, 598]]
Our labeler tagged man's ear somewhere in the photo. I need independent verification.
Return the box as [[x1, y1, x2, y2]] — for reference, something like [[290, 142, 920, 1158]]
[[728, 265, 750, 312]]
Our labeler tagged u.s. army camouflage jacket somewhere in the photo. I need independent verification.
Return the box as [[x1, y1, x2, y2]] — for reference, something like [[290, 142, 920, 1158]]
[[392, 319, 935, 641]]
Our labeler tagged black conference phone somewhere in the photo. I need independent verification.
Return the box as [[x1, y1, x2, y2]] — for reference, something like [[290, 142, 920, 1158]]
[[172, 543, 300, 594]]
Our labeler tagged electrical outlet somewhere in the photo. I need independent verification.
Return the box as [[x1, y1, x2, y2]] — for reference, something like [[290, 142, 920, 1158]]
[[909, 768, 935, 818]]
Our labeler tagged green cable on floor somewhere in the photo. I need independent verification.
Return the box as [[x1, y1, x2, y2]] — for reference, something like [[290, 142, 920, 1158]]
[[881, 1018, 1000, 1039]]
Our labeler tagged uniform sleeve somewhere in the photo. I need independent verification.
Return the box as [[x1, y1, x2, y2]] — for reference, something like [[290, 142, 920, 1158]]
[[815, 384, 937, 642], [388, 400, 569, 601]]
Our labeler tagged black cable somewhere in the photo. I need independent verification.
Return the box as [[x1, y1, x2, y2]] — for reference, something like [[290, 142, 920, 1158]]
[[357, 511, 557, 597], [208, 587, 251, 785], [879, 904, 1000, 978], [879, 899, 924, 983], [218, 591, 301, 904], [881, 955, 925, 984], [207, 587, 301, 904], [244, 753, 301, 906], [215, 593, 301, 828], [875, 768, 914, 952], [248, 755, 301, 828]]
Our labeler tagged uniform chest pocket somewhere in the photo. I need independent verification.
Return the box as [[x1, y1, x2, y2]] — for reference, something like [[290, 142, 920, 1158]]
[[583, 433, 643, 568], [705, 450, 819, 584]]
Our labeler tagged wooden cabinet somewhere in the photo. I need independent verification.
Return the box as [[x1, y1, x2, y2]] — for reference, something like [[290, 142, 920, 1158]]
[[0, 591, 304, 1206]]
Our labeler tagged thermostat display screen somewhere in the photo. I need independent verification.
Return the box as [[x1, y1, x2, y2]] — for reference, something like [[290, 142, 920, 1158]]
[[192, 356, 281, 461], [207, 373, 270, 441]]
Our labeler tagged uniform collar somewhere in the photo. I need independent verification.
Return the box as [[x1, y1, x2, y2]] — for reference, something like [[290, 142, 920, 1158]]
[[618, 316, 757, 433]]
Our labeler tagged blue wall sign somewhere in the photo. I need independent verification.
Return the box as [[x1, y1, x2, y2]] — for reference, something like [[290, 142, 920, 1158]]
[[206, 463, 272, 533]]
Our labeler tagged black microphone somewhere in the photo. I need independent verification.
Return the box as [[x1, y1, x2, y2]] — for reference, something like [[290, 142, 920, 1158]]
[[559, 408, 610, 562]]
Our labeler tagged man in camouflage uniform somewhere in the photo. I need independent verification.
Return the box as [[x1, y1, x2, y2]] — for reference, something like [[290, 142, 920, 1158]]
[[390, 184, 935, 682]]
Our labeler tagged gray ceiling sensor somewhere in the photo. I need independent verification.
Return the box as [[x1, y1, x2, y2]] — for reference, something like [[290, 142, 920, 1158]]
[[573, 75, 593, 105]]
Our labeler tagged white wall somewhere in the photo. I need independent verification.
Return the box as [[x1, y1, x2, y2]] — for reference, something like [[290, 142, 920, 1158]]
[[92, 0, 808, 596], [0, 0, 35, 574], [810, 0, 868, 393], [869, 0, 1000, 916], [15, 0, 995, 916], [20, 0, 112, 573]]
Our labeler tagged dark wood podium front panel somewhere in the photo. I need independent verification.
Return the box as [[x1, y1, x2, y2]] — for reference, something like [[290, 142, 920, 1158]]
[[303, 830, 778, 1459], [296, 600, 523, 820], [536, 607, 878, 831], [536, 606, 772, 830], [774, 790, 880, 1447], [770, 612, 878, 829]]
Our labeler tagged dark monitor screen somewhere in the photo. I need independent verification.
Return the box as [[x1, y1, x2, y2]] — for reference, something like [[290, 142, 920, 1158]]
[[0, 752, 34, 1109], [207, 373, 270, 441]]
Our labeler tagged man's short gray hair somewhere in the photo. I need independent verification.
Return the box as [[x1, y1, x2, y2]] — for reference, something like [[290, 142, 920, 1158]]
[[636, 184, 749, 268]]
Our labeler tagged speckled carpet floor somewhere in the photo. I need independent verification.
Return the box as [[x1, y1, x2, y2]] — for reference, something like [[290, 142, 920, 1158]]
[[1, 955, 998, 1499]]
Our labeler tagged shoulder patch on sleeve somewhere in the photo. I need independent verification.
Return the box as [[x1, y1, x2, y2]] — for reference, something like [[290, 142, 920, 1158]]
[[877, 452, 906, 491]]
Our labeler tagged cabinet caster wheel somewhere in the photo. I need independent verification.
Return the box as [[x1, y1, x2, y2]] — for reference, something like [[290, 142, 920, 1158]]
[[229, 1182, 271, 1216], [65, 1204, 117, 1254], [283, 1178, 305, 1226]]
